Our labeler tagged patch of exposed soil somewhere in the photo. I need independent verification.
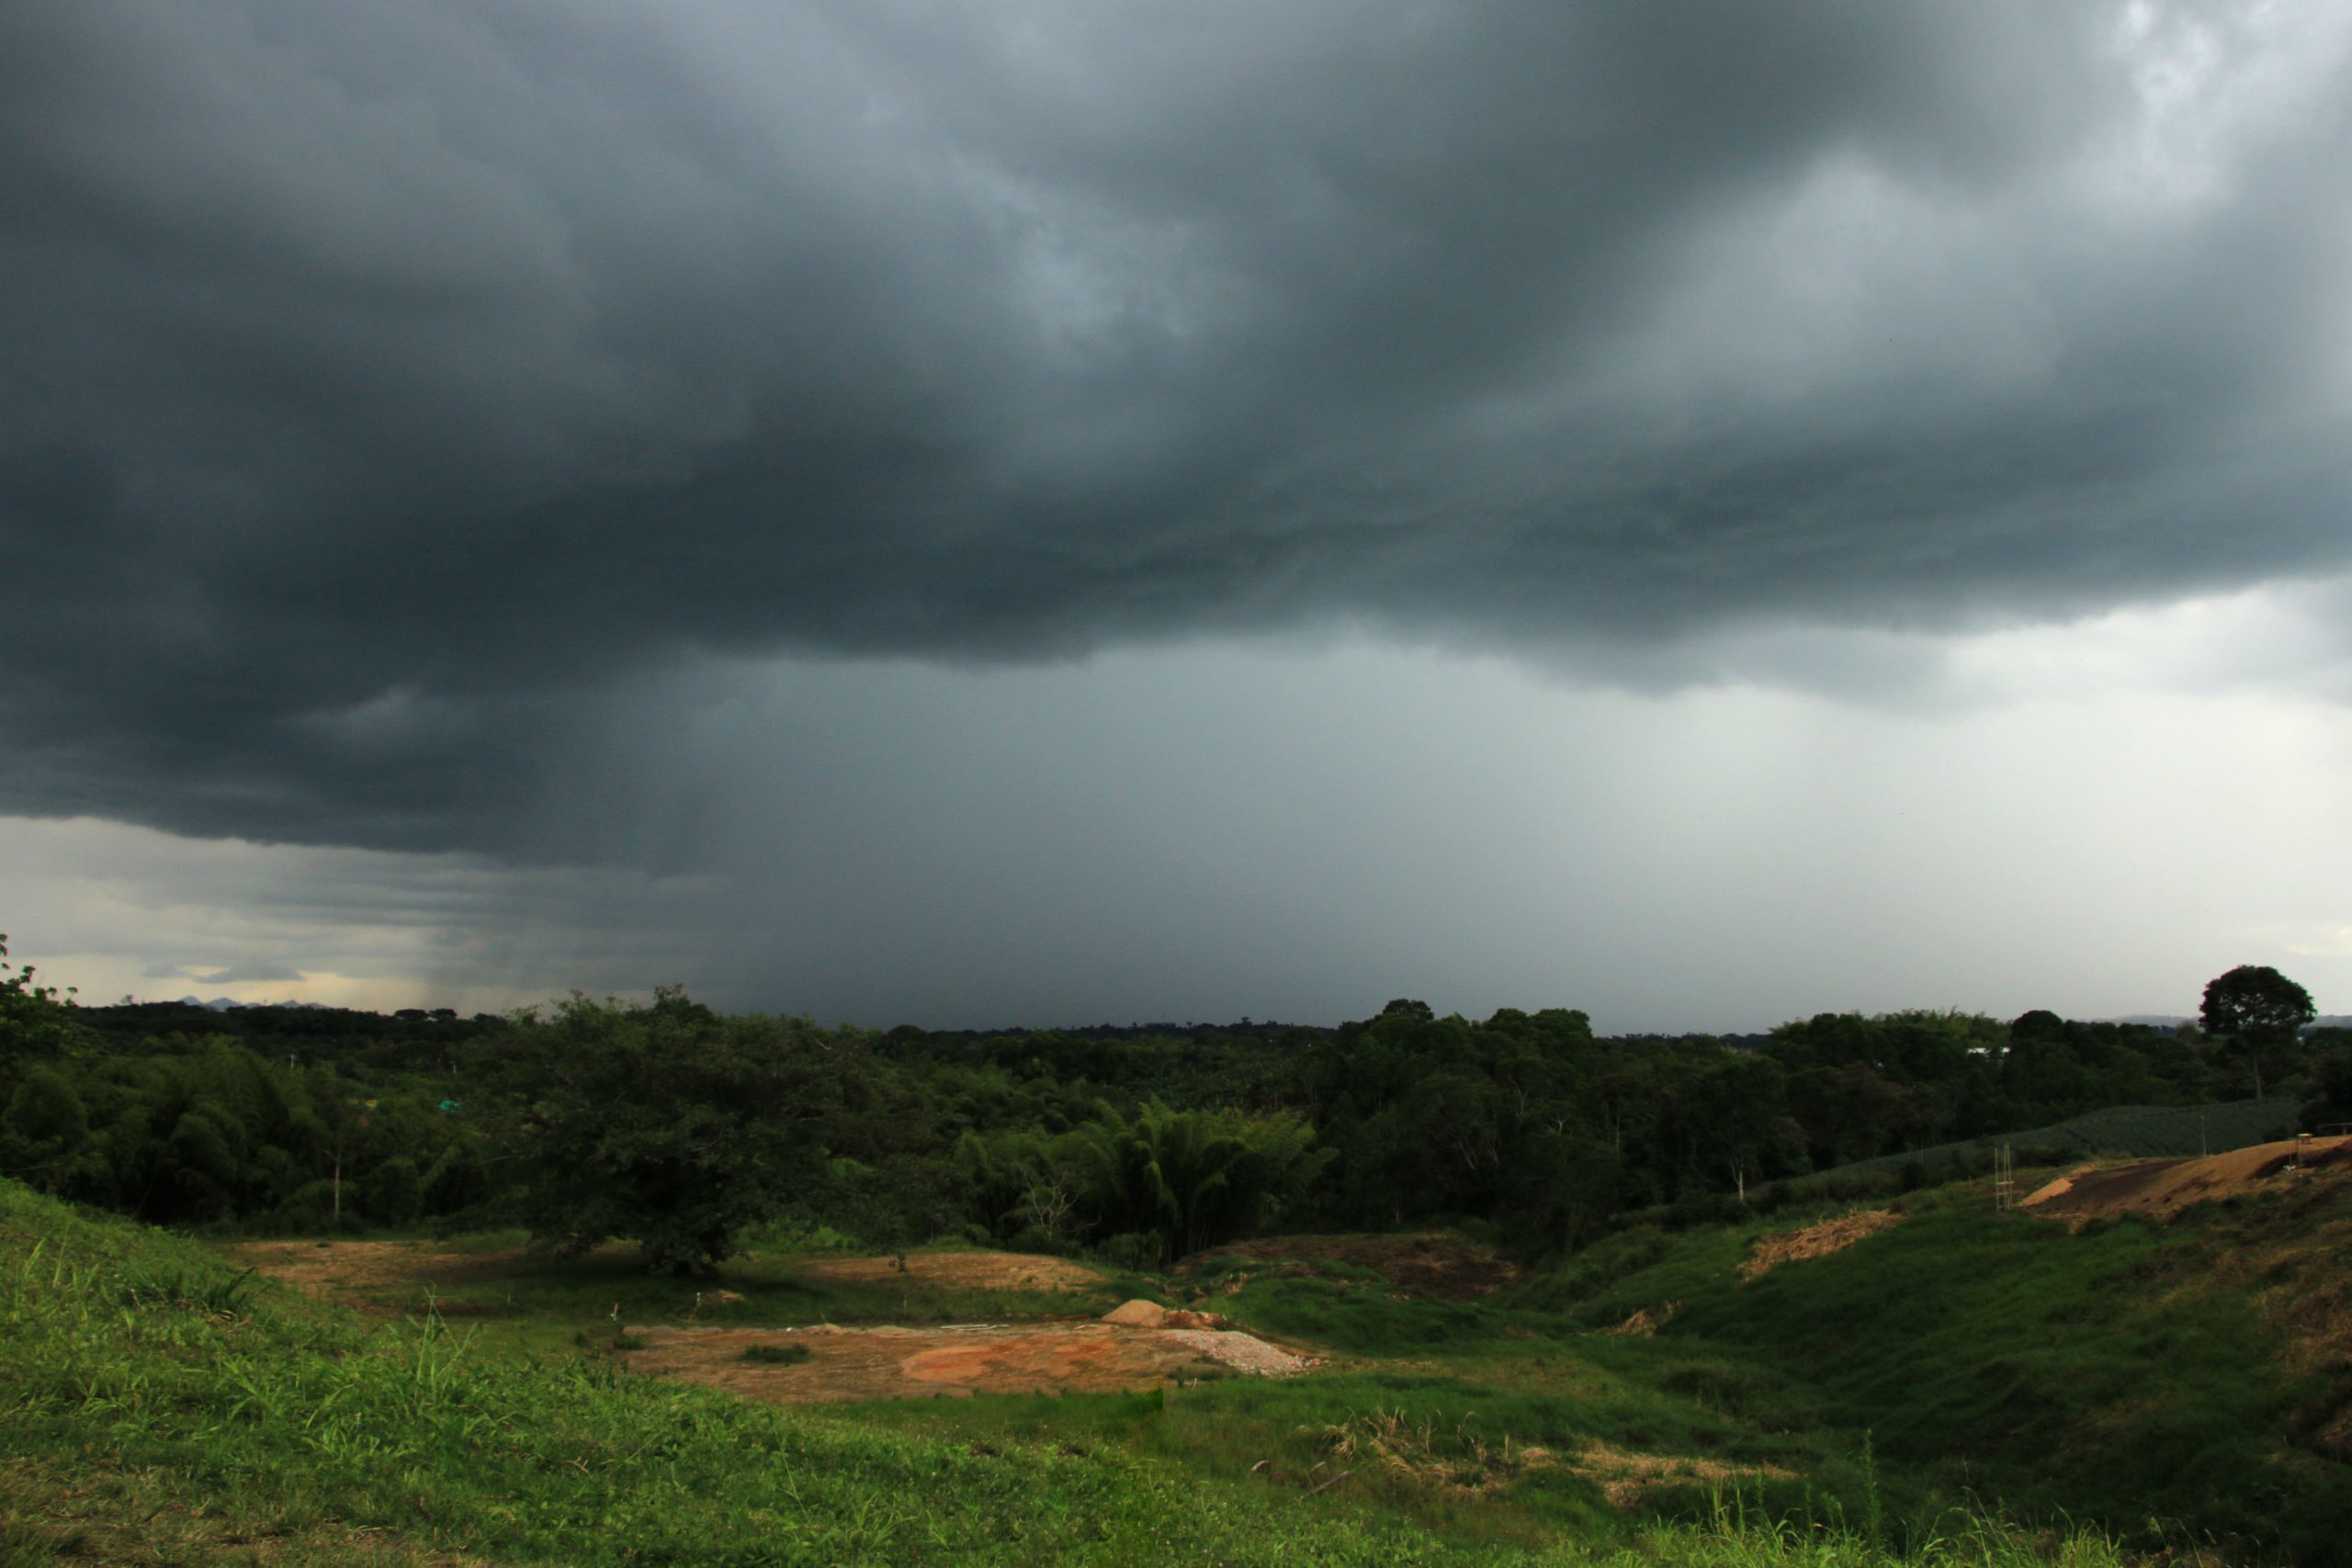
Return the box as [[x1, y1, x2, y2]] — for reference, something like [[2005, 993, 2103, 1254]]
[[2179, 1174, 2352, 1412], [1605, 1302, 1679, 1337], [1739, 1209, 1901, 1280], [622, 1318, 1316, 1404], [1162, 1327, 1316, 1376], [1563, 1438, 1798, 1509], [1184, 1233, 1524, 1300], [1101, 1299, 1227, 1329], [2020, 1137, 2352, 1224], [790, 1251, 1103, 1292], [1305, 1408, 1534, 1493], [222, 1239, 551, 1303], [228, 1241, 1101, 1310], [2012, 1155, 2352, 1462], [1299, 1412, 1791, 1506], [2265, 1237, 2352, 1388]]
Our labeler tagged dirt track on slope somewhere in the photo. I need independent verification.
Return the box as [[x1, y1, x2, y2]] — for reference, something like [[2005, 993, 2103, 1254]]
[[2020, 1135, 2352, 1224]]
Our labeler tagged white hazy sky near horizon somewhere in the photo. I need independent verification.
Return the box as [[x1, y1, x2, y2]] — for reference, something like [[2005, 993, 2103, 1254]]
[[12, 579, 2348, 1033]]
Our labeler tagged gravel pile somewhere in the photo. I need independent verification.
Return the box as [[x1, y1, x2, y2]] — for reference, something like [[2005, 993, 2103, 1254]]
[[1163, 1328, 1317, 1377]]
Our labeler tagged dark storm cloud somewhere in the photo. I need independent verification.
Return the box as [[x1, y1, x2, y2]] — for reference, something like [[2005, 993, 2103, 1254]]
[[3, 0, 2347, 852]]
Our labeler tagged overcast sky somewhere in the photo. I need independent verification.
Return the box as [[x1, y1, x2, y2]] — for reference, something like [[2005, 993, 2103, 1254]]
[[5, 1, 2349, 1030]]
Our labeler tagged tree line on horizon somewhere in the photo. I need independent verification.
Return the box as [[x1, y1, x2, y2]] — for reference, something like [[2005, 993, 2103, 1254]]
[[4, 933, 2345, 1273]]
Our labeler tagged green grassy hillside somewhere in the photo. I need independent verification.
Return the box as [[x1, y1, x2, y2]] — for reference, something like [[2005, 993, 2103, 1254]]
[[1506, 1178, 2352, 1563], [0, 1179, 2130, 1568]]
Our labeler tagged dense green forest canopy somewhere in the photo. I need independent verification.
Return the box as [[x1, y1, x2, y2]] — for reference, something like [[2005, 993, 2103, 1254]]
[[5, 935, 2346, 1271]]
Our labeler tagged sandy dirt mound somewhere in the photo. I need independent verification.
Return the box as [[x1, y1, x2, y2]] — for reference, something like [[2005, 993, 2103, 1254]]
[[2021, 1137, 2352, 1224], [623, 1320, 1316, 1403], [1102, 1299, 1226, 1329], [791, 1251, 1102, 1292], [1161, 1328, 1316, 1375], [1739, 1209, 1901, 1280], [1184, 1233, 1523, 1299]]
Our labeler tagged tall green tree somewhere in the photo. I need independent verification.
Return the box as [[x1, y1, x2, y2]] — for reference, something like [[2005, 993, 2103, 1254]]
[[481, 990, 858, 1274], [2199, 964, 2315, 1100]]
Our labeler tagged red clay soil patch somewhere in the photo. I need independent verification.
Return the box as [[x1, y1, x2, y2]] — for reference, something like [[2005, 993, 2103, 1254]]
[[1184, 1233, 1524, 1300], [1739, 1209, 1901, 1281], [791, 1251, 1102, 1292], [622, 1321, 1316, 1404], [2021, 1136, 2352, 1224]]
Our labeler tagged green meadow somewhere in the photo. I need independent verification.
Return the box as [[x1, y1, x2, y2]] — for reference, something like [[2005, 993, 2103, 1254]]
[[8, 1165, 2347, 1566], [8, 970, 2349, 1563]]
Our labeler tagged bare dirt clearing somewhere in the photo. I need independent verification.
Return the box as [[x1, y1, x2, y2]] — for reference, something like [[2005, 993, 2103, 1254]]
[[1184, 1232, 1523, 1299], [788, 1251, 1102, 1292], [229, 1239, 1319, 1404], [1740, 1209, 1901, 1280], [622, 1317, 1317, 1404], [221, 1238, 582, 1303], [224, 1240, 1099, 1312], [2021, 1136, 2352, 1224]]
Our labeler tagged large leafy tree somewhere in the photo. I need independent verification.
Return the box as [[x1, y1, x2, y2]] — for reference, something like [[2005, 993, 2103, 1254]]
[[2199, 964, 2315, 1100], [481, 989, 856, 1274]]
